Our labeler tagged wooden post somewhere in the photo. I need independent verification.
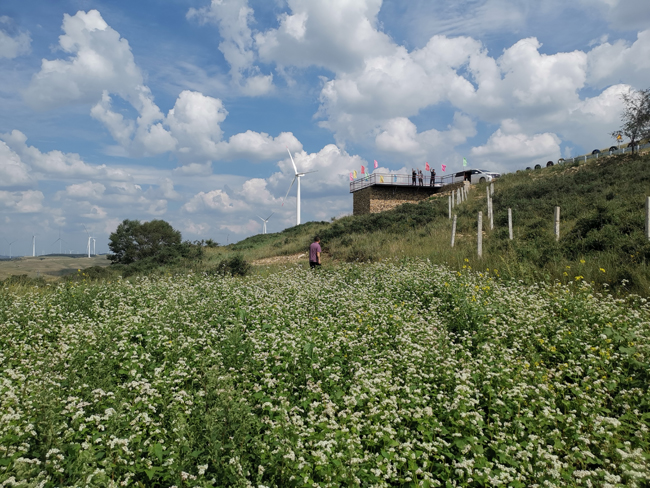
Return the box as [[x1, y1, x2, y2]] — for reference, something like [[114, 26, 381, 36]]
[[646, 197, 650, 241], [554, 206, 560, 241], [490, 182, 494, 196], [478, 211, 483, 257], [451, 191, 455, 208], [508, 208, 513, 240], [451, 214, 457, 248], [448, 195, 452, 219]]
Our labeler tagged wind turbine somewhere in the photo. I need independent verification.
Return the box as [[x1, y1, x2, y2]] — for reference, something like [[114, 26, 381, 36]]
[[257, 212, 274, 234], [92, 238, 96, 255], [82, 224, 94, 258], [4, 238, 18, 259], [281, 148, 317, 226], [32, 235, 37, 257], [53, 230, 66, 254]]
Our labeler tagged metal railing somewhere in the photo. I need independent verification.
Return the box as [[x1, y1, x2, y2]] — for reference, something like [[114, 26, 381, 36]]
[[561, 142, 650, 165], [350, 173, 460, 192]]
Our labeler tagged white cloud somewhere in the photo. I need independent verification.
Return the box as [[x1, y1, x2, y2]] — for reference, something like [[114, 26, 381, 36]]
[[0, 141, 34, 187], [0, 16, 31, 59], [580, 0, 650, 31], [470, 122, 561, 172], [24, 10, 143, 110], [255, 0, 394, 73], [587, 30, 650, 90], [187, 0, 273, 95], [62, 181, 106, 200], [0, 190, 44, 213], [220, 218, 259, 235], [0, 130, 132, 181], [375, 113, 476, 159], [182, 189, 242, 213]]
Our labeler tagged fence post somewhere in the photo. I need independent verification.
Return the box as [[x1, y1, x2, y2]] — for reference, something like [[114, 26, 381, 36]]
[[489, 196, 494, 230], [452, 191, 455, 208], [451, 214, 457, 248], [508, 208, 513, 240], [490, 182, 494, 196], [448, 195, 452, 219], [554, 206, 560, 242], [646, 197, 650, 241], [478, 211, 483, 258]]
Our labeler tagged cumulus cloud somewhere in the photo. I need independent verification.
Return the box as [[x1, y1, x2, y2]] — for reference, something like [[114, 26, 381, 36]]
[[255, 0, 394, 73], [24, 10, 143, 110], [0, 190, 44, 213], [0, 141, 34, 188], [470, 121, 561, 172], [61, 181, 106, 200], [587, 30, 650, 90], [0, 130, 132, 180], [187, 0, 273, 95], [0, 16, 31, 59], [375, 113, 476, 160], [580, 0, 650, 31]]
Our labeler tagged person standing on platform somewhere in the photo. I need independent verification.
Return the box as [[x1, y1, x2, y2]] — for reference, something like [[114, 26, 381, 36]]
[[412, 169, 417, 185], [418, 169, 424, 186], [430, 168, 436, 186]]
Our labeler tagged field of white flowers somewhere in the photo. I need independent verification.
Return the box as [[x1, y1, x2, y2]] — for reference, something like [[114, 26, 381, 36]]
[[1, 261, 649, 487]]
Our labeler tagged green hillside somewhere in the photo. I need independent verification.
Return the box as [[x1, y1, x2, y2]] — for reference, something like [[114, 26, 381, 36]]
[[224, 151, 650, 295]]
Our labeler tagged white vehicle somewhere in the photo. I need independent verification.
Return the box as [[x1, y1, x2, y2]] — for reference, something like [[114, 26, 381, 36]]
[[452, 168, 500, 184]]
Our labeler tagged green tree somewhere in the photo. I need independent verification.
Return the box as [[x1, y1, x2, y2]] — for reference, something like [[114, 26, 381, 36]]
[[612, 87, 650, 153], [108, 219, 182, 264]]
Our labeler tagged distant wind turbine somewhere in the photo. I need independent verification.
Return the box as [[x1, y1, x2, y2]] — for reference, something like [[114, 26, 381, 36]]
[[32, 235, 37, 257], [53, 230, 67, 254], [4, 238, 18, 259], [82, 224, 94, 258], [281, 148, 317, 226], [257, 212, 274, 234]]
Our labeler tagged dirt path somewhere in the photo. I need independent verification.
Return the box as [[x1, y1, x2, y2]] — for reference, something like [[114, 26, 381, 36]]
[[251, 253, 307, 266]]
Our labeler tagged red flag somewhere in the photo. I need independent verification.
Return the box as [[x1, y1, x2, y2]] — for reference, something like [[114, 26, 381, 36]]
[[361, 166, 365, 174], [349, 172, 353, 181], [441, 164, 446, 172], [425, 162, 430, 171], [374, 159, 378, 169]]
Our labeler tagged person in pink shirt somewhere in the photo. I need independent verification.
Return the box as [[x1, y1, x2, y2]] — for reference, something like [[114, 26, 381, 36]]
[[309, 236, 321, 268]]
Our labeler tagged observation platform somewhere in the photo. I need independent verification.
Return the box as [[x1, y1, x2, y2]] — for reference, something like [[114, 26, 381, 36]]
[[351, 173, 465, 215]]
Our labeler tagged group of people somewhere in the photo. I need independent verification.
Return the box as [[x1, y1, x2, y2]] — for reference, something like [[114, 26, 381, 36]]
[[411, 168, 436, 186]]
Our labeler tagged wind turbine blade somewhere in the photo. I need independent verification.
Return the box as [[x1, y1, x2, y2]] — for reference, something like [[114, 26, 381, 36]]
[[286, 147, 299, 175], [281, 176, 296, 206], [266, 211, 275, 220], [301, 170, 318, 175], [257, 215, 265, 221], [82, 224, 89, 236]]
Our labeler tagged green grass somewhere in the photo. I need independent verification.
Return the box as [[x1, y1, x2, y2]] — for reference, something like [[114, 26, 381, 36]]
[[221, 151, 650, 296]]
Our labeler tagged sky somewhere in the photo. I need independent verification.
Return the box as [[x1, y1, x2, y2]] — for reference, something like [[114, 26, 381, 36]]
[[1, 0, 649, 256]]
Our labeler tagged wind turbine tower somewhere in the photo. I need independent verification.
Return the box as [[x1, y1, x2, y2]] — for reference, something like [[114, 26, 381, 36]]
[[92, 238, 96, 256], [4, 238, 18, 259], [282, 148, 317, 226], [257, 212, 274, 234], [82, 225, 94, 258], [32, 235, 36, 257]]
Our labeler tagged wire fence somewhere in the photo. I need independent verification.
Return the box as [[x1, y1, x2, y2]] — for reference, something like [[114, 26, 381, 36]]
[[560, 142, 650, 165]]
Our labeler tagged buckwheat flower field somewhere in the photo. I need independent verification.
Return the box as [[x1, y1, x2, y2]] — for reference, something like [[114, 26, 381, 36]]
[[1, 261, 649, 487]]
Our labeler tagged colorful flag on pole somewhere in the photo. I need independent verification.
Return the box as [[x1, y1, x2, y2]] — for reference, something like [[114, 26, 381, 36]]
[[349, 172, 353, 181], [353, 170, 358, 178], [441, 164, 447, 172], [380, 175, 384, 183], [361, 166, 365, 174], [463, 157, 468, 167], [425, 162, 430, 171], [374, 159, 378, 169]]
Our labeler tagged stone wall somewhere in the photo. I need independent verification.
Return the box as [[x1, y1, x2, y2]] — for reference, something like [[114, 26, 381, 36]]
[[352, 181, 469, 215]]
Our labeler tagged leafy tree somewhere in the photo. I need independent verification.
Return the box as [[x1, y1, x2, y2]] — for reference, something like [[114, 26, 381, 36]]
[[108, 219, 182, 264], [107, 219, 141, 264], [612, 87, 650, 153]]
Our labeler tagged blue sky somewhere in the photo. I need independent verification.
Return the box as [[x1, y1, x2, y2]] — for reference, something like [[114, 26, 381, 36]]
[[1, 0, 649, 255]]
